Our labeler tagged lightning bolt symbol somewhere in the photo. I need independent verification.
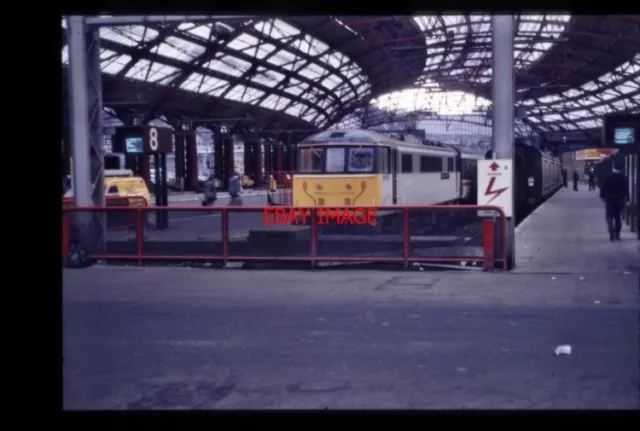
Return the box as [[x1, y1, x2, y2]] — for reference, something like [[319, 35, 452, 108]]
[[484, 177, 508, 204]]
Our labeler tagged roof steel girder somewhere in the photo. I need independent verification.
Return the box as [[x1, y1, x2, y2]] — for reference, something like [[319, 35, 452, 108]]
[[84, 15, 253, 26]]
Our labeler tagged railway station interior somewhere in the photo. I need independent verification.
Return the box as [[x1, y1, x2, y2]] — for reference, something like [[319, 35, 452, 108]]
[[62, 15, 639, 410]]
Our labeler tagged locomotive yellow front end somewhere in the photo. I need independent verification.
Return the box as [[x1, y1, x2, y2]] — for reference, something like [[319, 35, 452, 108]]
[[293, 174, 381, 207], [292, 140, 383, 207]]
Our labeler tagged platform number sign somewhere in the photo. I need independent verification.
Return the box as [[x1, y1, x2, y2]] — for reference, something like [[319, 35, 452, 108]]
[[148, 127, 159, 151], [142, 125, 172, 153]]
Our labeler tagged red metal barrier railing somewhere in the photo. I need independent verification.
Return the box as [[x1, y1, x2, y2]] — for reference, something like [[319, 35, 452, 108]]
[[62, 204, 508, 270], [62, 196, 149, 265]]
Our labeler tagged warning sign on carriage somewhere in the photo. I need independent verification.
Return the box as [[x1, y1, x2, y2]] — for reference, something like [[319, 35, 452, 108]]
[[477, 159, 513, 218]]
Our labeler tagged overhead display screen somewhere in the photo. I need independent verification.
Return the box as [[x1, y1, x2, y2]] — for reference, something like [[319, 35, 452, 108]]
[[613, 127, 635, 145], [125, 137, 144, 153], [603, 113, 639, 151]]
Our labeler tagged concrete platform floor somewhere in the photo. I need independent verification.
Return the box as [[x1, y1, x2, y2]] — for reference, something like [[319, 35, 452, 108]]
[[63, 266, 639, 410]]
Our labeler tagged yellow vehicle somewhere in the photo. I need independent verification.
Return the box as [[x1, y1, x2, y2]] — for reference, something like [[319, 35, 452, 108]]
[[64, 169, 150, 206], [104, 169, 150, 206], [242, 175, 255, 188]]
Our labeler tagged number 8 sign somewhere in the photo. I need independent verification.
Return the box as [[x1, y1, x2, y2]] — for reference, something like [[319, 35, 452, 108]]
[[149, 127, 159, 151]]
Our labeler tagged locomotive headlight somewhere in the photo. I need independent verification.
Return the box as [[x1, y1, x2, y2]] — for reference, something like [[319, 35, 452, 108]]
[[528, 177, 534, 187]]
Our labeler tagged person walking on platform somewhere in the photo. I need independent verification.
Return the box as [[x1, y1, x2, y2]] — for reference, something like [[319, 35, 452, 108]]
[[561, 168, 568, 188], [600, 162, 630, 241], [228, 171, 243, 206], [572, 169, 580, 191], [201, 175, 217, 207], [588, 166, 596, 191]]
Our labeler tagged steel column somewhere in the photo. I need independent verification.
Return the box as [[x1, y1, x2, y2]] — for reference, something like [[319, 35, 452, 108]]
[[174, 134, 185, 190], [67, 15, 105, 253], [274, 143, 285, 185], [214, 135, 224, 185], [250, 141, 263, 187], [223, 136, 235, 188], [491, 15, 516, 269], [185, 131, 198, 190], [244, 141, 252, 181]]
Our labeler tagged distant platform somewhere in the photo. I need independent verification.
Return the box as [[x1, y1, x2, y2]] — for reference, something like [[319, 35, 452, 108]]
[[515, 186, 639, 274]]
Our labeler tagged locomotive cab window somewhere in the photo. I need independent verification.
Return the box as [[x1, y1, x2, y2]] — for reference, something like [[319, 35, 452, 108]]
[[348, 147, 375, 173], [326, 148, 345, 173], [401, 154, 413, 173], [297, 148, 323, 173]]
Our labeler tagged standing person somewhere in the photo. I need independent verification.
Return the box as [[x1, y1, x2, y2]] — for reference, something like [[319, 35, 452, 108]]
[[561, 168, 568, 188], [228, 171, 243, 205], [600, 162, 629, 241], [588, 166, 596, 191], [201, 175, 217, 207], [572, 169, 580, 191]]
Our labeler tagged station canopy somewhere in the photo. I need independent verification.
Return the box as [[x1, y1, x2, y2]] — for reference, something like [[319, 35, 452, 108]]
[[61, 15, 639, 142]]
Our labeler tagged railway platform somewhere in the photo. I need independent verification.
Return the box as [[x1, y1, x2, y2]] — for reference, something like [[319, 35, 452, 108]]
[[515, 185, 639, 274]]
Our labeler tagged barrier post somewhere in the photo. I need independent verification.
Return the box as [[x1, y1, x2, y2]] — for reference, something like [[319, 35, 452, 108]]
[[136, 207, 143, 266], [483, 218, 495, 271], [310, 208, 317, 267], [62, 212, 70, 266], [403, 207, 410, 269], [222, 208, 229, 264]]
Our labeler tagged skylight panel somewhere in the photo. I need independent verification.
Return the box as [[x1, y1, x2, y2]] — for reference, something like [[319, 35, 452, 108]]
[[102, 54, 132, 75], [575, 119, 601, 129], [272, 19, 301, 38], [208, 55, 251, 78], [285, 103, 307, 118], [297, 63, 327, 81], [146, 63, 179, 83], [266, 49, 298, 67], [180, 73, 205, 92], [187, 24, 216, 41], [259, 94, 280, 110], [200, 76, 229, 94]]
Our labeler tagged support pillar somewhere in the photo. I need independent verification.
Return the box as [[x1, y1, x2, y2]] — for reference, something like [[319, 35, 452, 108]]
[[214, 135, 224, 186], [67, 15, 105, 254], [139, 155, 150, 189], [185, 131, 198, 191], [175, 134, 186, 191], [223, 136, 235, 188], [244, 142, 252, 181], [287, 143, 296, 173], [264, 142, 273, 177], [274, 143, 285, 185], [247, 141, 263, 187], [491, 15, 516, 269]]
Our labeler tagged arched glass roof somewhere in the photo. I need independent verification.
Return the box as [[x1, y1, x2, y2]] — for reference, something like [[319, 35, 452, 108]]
[[62, 15, 639, 139], [61, 17, 372, 128], [414, 14, 572, 84], [333, 15, 639, 139]]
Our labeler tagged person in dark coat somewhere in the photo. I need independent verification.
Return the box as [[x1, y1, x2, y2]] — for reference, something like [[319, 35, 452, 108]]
[[588, 166, 596, 191], [572, 170, 580, 191], [201, 175, 217, 206], [561, 168, 568, 188], [600, 162, 629, 241], [228, 171, 243, 205]]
